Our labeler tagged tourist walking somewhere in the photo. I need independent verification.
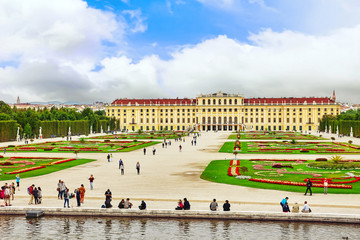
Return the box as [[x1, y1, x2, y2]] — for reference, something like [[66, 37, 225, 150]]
[[79, 184, 86, 203], [210, 199, 218, 211], [324, 179, 328, 194], [16, 175, 20, 191], [107, 154, 110, 162], [120, 163, 125, 175], [64, 188, 70, 208], [143, 148, 146, 155], [89, 174, 95, 190], [136, 162, 140, 175], [110, 154, 113, 162], [179, 145, 182, 152], [139, 200, 146, 210], [223, 200, 230, 211], [301, 201, 311, 213], [3, 147, 6, 154], [304, 178, 313, 196], [119, 159, 123, 169], [152, 147, 156, 155], [183, 198, 190, 210]]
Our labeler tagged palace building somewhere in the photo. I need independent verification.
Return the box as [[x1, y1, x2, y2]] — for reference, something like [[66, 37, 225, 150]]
[[106, 92, 339, 132]]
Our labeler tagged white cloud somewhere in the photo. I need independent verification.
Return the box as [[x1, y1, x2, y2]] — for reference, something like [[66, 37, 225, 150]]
[[89, 26, 360, 103], [122, 9, 147, 33], [0, 0, 122, 66], [1, 0, 360, 104]]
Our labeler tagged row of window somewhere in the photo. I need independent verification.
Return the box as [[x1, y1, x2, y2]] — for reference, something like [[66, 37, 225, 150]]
[[201, 98, 242, 105]]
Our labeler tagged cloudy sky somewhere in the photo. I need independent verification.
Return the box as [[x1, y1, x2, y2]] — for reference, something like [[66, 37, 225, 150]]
[[1, 0, 360, 104]]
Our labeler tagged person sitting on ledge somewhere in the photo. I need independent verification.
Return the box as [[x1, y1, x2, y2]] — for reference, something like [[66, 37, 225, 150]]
[[282, 202, 291, 213], [175, 199, 183, 210], [118, 199, 125, 209], [210, 199, 218, 211], [183, 198, 190, 210], [292, 202, 299, 213], [105, 199, 112, 208], [223, 200, 231, 211], [139, 200, 146, 210], [301, 201, 311, 213]]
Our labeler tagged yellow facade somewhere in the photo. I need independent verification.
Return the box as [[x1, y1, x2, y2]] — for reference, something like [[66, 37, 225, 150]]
[[106, 92, 340, 132]]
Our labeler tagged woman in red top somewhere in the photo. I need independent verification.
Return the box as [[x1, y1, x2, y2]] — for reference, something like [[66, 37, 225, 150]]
[[175, 199, 183, 210]]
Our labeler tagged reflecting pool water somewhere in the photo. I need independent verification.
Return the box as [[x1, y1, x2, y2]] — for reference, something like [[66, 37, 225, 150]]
[[0, 215, 358, 240]]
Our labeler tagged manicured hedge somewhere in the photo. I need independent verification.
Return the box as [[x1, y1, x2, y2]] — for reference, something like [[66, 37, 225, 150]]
[[320, 119, 360, 137], [0, 120, 18, 142]]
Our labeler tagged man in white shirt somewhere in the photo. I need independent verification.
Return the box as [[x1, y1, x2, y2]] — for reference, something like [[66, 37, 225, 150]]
[[301, 201, 311, 213]]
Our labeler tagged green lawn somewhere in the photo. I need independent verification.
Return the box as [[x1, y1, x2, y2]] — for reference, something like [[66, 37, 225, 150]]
[[1, 140, 159, 153], [200, 159, 360, 194], [0, 158, 95, 181], [228, 131, 327, 140], [219, 141, 360, 154]]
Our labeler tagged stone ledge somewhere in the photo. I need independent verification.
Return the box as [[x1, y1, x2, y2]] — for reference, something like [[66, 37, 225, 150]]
[[1, 207, 360, 224]]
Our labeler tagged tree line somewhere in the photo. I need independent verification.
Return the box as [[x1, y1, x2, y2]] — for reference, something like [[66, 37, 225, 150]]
[[0, 101, 118, 141]]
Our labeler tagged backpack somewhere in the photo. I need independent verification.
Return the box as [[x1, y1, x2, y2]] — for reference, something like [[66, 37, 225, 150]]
[[27, 187, 31, 195]]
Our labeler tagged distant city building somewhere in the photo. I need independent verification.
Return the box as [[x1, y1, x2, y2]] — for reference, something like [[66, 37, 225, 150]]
[[106, 92, 340, 132]]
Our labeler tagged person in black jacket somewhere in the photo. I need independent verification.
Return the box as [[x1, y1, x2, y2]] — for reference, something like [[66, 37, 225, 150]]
[[223, 200, 230, 211], [139, 200, 146, 210], [304, 178, 313, 196], [183, 198, 190, 210], [75, 188, 81, 207]]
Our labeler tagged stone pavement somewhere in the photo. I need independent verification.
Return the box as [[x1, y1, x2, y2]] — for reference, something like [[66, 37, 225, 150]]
[[1, 131, 360, 214]]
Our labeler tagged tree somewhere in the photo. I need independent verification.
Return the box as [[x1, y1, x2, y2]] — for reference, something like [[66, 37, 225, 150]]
[[24, 123, 32, 138]]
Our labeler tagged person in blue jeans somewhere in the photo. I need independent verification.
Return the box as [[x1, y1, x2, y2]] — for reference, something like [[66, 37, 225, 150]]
[[64, 188, 70, 208]]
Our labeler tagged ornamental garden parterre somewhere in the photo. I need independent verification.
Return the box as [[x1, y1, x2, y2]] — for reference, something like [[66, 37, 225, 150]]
[[201, 131, 360, 193], [1, 140, 158, 153], [0, 156, 94, 181], [87, 131, 187, 140]]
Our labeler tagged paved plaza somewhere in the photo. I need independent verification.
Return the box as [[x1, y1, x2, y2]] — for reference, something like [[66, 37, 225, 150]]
[[1, 132, 360, 214]]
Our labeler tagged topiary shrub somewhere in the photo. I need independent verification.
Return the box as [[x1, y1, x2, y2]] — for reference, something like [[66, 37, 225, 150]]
[[349, 140, 353, 144]]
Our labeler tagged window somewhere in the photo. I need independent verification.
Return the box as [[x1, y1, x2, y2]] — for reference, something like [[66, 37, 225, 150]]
[[234, 99, 237, 104], [218, 99, 221, 105], [293, 118, 296, 123], [124, 118, 126, 123], [202, 99, 205, 105], [229, 99, 232, 104], [208, 99, 211, 105], [224, 99, 227, 105], [213, 99, 216, 105], [268, 118, 271, 122], [279, 118, 281, 123], [273, 118, 276, 123]]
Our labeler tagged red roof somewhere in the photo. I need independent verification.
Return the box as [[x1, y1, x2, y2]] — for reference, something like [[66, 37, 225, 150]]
[[111, 98, 196, 106], [244, 97, 335, 105]]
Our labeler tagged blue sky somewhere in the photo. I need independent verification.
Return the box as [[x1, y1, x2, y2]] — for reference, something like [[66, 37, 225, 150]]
[[0, 0, 360, 103], [84, 0, 307, 60]]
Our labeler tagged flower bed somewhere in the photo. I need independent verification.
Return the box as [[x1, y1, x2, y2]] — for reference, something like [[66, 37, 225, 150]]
[[5, 166, 46, 174], [50, 158, 76, 165], [230, 160, 240, 166], [249, 178, 352, 189], [228, 167, 240, 176]]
